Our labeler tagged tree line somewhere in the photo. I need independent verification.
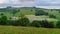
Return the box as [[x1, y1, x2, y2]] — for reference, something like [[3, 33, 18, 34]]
[[0, 13, 60, 28]]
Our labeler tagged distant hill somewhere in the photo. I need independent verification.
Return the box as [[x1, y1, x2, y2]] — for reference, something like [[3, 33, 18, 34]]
[[0, 7, 60, 20]]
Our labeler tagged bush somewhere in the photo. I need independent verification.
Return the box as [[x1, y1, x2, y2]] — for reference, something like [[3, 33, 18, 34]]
[[35, 10, 48, 16], [48, 22, 54, 28], [31, 20, 41, 27], [56, 21, 60, 28], [0, 13, 55, 28], [8, 17, 30, 26], [0, 16, 7, 25], [19, 17, 30, 26], [30, 20, 54, 28], [49, 15, 56, 19], [7, 20, 17, 26], [41, 20, 54, 28]]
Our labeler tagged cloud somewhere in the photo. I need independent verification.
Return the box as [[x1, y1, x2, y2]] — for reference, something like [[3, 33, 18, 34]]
[[36, 6, 60, 9], [0, 0, 9, 4], [36, 0, 60, 6], [0, 0, 36, 4], [0, 0, 60, 9]]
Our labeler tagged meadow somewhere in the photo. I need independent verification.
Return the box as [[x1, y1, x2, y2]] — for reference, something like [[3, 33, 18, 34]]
[[0, 26, 60, 34]]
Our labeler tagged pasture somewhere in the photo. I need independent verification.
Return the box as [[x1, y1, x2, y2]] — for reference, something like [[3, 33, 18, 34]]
[[0, 26, 60, 34]]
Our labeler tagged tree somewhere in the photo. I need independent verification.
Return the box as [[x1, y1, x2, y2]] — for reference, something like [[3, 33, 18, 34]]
[[41, 20, 54, 28], [12, 14, 30, 26], [19, 17, 30, 26], [35, 10, 48, 16], [0, 13, 4, 16], [0, 15, 7, 25], [12, 9, 18, 16], [12, 8, 20, 16], [7, 6, 12, 9], [31, 20, 41, 27], [56, 21, 60, 28], [7, 20, 16, 26], [49, 15, 56, 19]]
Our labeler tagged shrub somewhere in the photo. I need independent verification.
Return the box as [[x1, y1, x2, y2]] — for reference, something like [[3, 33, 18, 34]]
[[7, 20, 17, 26], [0, 16, 7, 25], [49, 15, 56, 19], [41, 20, 54, 28], [30, 20, 54, 28], [31, 20, 41, 27], [19, 17, 30, 26], [56, 21, 60, 28], [35, 10, 48, 16]]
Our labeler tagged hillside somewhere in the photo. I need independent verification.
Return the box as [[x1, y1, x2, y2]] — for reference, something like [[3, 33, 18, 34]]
[[0, 7, 60, 34], [0, 7, 59, 21]]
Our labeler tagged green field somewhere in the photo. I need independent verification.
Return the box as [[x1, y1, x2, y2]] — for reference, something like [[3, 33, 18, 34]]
[[0, 26, 60, 34]]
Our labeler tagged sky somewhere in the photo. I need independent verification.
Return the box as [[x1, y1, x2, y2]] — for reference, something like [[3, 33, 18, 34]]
[[0, 0, 60, 9]]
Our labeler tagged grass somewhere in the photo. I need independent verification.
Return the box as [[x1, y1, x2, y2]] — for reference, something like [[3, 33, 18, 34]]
[[25, 15, 58, 22], [0, 26, 60, 34], [0, 12, 13, 18]]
